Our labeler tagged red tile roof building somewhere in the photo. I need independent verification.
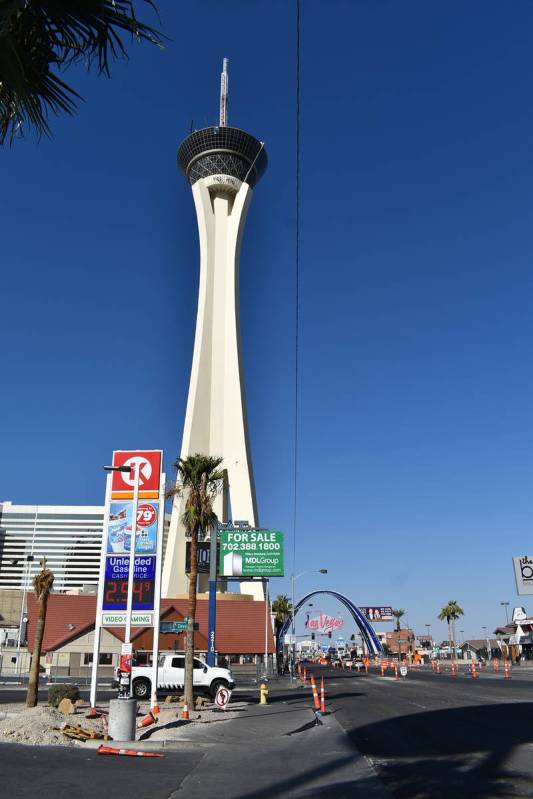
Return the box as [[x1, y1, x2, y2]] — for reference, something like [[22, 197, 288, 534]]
[[27, 594, 274, 656]]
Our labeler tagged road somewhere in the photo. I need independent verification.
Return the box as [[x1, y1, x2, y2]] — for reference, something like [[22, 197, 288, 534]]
[[2, 665, 533, 798], [323, 663, 533, 798]]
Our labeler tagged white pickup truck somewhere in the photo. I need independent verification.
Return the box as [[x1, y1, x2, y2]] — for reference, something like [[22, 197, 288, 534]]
[[127, 654, 235, 700]]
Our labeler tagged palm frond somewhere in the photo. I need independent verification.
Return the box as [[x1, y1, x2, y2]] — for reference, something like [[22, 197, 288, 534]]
[[0, 1, 163, 143]]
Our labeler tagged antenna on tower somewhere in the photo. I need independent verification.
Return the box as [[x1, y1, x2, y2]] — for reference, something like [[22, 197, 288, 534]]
[[220, 57, 229, 127]]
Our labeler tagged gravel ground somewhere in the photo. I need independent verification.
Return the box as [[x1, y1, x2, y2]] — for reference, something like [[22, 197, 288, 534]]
[[0, 698, 249, 747], [0, 704, 104, 746]]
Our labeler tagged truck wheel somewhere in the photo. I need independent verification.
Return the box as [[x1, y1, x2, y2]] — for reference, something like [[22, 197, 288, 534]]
[[132, 677, 151, 699], [210, 679, 228, 700]]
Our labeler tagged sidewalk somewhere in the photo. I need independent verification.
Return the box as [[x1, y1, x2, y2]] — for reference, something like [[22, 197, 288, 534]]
[[90, 684, 391, 799]]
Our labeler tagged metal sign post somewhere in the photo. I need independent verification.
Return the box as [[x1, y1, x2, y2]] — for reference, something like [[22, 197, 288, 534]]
[[150, 471, 166, 712], [89, 473, 112, 713], [207, 523, 219, 666]]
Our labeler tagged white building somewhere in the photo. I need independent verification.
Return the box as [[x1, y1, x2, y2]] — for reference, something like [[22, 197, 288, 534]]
[[0, 502, 104, 592], [0, 501, 172, 594], [163, 61, 268, 600]]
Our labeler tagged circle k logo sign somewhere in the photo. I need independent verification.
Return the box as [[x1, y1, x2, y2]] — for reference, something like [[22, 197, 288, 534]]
[[111, 450, 162, 498]]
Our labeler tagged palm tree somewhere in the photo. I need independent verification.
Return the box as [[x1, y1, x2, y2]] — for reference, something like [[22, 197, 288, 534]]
[[26, 558, 54, 708], [391, 608, 405, 633], [167, 454, 224, 711], [0, 1, 162, 143], [271, 594, 292, 664], [438, 600, 464, 659]]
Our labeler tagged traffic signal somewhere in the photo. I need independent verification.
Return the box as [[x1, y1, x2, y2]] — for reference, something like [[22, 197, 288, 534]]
[[328, 632, 332, 639], [311, 633, 315, 640]]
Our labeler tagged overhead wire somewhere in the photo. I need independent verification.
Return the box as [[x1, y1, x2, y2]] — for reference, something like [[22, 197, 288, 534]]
[[293, 0, 301, 587]]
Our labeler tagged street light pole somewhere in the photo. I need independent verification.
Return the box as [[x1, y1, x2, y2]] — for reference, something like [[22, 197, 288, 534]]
[[124, 464, 140, 653], [15, 554, 34, 677]]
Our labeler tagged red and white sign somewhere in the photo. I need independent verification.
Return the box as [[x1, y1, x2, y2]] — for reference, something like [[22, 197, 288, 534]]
[[137, 503, 157, 527], [215, 686, 232, 709], [111, 450, 162, 499], [306, 612, 344, 633]]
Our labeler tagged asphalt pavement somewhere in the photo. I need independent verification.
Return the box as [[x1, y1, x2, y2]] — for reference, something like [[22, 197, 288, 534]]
[[323, 663, 533, 798], [2, 665, 532, 798]]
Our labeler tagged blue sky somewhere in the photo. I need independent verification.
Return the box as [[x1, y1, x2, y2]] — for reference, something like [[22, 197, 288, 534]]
[[1, 1, 532, 642]]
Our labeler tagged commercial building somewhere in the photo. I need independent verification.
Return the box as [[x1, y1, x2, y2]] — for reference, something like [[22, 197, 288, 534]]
[[26, 593, 274, 680], [0, 502, 105, 592]]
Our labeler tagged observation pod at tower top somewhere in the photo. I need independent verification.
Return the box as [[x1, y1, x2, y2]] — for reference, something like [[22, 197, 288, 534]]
[[177, 126, 268, 192]]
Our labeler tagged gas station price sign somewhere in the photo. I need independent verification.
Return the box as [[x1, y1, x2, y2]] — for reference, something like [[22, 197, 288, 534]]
[[103, 556, 156, 610]]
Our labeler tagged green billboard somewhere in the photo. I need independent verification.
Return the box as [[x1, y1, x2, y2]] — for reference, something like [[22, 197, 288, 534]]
[[219, 529, 284, 577]]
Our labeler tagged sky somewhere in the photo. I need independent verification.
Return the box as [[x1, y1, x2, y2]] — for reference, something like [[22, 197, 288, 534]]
[[1, 1, 532, 643]]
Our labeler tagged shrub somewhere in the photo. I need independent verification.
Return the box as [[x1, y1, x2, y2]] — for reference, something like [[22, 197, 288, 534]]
[[48, 683, 80, 708]]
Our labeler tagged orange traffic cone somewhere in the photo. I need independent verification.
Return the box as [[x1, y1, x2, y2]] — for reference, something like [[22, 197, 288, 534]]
[[431, 660, 435, 672], [471, 660, 477, 679], [310, 674, 321, 711], [451, 661, 457, 678], [320, 676, 326, 714], [436, 660, 440, 674], [137, 710, 157, 730], [504, 660, 510, 679], [394, 664, 399, 681], [380, 661, 385, 677], [303, 667, 307, 685], [493, 659, 499, 673], [97, 745, 164, 758], [181, 703, 190, 720]]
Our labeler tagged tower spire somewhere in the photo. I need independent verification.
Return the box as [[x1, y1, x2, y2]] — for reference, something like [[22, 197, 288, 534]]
[[220, 57, 229, 127]]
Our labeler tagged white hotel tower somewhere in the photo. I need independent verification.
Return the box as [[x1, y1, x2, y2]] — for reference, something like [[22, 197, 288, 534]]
[[162, 61, 267, 599]]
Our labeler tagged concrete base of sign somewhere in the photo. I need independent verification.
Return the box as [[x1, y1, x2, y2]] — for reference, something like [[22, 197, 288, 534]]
[[108, 698, 137, 742]]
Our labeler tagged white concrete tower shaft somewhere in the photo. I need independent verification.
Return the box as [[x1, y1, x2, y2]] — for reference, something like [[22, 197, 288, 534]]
[[162, 71, 267, 599]]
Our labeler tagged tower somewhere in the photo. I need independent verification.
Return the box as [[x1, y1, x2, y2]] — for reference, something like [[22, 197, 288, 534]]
[[162, 60, 267, 599]]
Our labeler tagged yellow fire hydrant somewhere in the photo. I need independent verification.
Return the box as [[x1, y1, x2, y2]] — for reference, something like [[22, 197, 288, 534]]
[[259, 682, 269, 705]]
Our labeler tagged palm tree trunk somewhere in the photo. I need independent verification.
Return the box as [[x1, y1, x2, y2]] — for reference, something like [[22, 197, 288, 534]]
[[451, 619, 456, 662], [26, 596, 48, 708], [184, 523, 200, 709], [447, 619, 452, 661]]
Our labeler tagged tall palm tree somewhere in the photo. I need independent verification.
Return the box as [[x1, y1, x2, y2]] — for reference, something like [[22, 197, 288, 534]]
[[438, 600, 464, 659], [271, 594, 292, 663], [0, 1, 162, 143], [167, 454, 224, 711], [26, 558, 54, 708], [391, 608, 405, 633]]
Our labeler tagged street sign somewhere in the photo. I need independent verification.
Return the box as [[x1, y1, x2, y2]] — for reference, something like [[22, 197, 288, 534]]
[[513, 556, 533, 595], [160, 620, 188, 633], [215, 686, 232, 709], [400, 666, 408, 677], [219, 529, 284, 577]]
